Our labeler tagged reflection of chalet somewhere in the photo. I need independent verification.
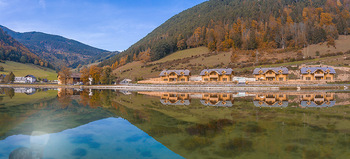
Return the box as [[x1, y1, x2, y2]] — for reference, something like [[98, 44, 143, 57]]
[[300, 93, 335, 107], [160, 93, 190, 105], [14, 88, 37, 95], [57, 88, 82, 98], [253, 94, 288, 107], [200, 93, 233, 107]]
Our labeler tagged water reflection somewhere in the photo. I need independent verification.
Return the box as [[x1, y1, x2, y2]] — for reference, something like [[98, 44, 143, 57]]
[[140, 91, 340, 108], [300, 93, 336, 108], [200, 93, 234, 107], [1, 88, 350, 158], [253, 93, 288, 107]]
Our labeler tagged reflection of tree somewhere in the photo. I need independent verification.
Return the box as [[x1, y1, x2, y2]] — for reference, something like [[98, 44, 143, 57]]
[[57, 89, 72, 108], [4, 88, 14, 99]]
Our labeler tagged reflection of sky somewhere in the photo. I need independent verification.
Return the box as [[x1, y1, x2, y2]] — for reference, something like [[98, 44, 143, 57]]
[[0, 117, 183, 159]]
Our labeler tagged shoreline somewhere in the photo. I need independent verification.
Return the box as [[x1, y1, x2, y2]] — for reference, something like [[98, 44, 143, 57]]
[[0, 84, 349, 92]]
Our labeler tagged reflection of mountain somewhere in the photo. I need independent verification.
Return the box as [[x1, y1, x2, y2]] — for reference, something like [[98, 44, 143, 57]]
[[112, 91, 350, 159], [0, 90, 119, 140], [1, 90, 350, 159], [253, 94, 288, 107], [300, 93, 336, 107]]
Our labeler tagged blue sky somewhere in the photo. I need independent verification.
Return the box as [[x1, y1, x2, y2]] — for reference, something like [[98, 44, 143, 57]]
[[0, 0, 207, 51]]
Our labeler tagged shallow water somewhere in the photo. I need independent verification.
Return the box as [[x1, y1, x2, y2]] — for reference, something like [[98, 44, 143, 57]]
[[0, 88, 350, 159]]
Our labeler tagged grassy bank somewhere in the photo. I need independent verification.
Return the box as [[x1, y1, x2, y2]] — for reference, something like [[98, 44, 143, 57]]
[[0, 61, 57, 80]]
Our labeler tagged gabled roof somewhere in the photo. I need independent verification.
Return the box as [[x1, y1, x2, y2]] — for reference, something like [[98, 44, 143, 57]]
[[253, 67, 289, 75], [200, 100, 233, 107], [25, 75, 36, 78], [300, 66, 336, 74], [253, 101, 288, 107], [300, 100, 335, 107], [200, 68, 233, 76], [160, 99, 191, 105], [159, 70, 191, 77], [70, 73, 81, 78]]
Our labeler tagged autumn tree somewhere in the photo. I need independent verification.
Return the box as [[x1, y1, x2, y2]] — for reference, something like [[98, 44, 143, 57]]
[[100, 66, 114, 85], [58, 66, 71, 85], [80, 66, 90, 85], [89, 65, 102, 85]]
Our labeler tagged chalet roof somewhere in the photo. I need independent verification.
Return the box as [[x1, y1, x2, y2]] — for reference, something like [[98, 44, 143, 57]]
[[300, 66, 336, 74], [160, 99, 191, 105], [159, 70, 191, 77], [70, 73, 81, 78], [25, 75, 36, 78], [300, 101, 335, 107], [200, 100, 233, 107], [253, 101, 288, 107], [199, 68, 233, 76], [252, 67, 289, 75]]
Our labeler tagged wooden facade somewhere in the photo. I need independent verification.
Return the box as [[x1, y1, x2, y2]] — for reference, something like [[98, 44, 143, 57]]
[[159, 70, 191, 82], [300, 67, 335, 81], [253, 67, 289, 81], [200, 68, 234, 82], [58, 73, 82, 85]]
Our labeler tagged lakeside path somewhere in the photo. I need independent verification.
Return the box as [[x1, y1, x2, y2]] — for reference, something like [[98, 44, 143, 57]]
[[0, 84, 349, 92]]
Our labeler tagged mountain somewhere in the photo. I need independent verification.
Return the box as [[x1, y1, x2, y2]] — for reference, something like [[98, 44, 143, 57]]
[[0, 25, 118, 68], [99, 0, 350, 67], [0, 27, 54, 69]]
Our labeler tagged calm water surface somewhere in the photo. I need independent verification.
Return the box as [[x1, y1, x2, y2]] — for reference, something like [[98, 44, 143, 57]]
[[0, 88, 350, 159]]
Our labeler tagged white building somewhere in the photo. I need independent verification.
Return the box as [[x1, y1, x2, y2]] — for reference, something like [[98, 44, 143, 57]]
[[14, 75, 37, 83]]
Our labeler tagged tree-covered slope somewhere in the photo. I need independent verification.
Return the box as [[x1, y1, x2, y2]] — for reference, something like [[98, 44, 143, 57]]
[[100, 0, 350, 68], [0, 28, 54, 69], [0, 25, 117, 68]]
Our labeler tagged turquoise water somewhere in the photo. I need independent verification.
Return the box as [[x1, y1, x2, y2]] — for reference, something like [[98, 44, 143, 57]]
[[0, 117, 182, 159], [1, 88, 350, 159]]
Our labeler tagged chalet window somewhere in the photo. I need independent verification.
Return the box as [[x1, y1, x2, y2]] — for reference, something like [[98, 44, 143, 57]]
[[164, 79, 168, 81], [326, 77, 331, 80], [279, 78, 284, 81], [306, 95, 311, 97], [204, 78, 208, 81], [279, 95, 284, 97], [223, 94, 227, 97], [181, 78, 185, 81], [223, 78, 227, 81], [306, 77, 311, 80]]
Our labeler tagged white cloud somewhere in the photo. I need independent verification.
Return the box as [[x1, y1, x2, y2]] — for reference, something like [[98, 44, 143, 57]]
[[0, 0, 8, 7], [39, 0, 46, 9]]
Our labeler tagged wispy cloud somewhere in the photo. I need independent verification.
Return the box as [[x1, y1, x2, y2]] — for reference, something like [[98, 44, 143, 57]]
[[0, 0, 8, 7], [39, 0, 46, 9]]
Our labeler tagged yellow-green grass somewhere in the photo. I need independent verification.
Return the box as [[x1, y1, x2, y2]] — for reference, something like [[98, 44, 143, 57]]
[[302, 35, 350, 57], [150, 47, 209, 64], [0, 61, 57, 80], [0, 90, 57, 107]]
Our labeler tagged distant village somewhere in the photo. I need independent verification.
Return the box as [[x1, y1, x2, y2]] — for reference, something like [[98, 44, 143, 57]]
[[0, 65, 338, 85]]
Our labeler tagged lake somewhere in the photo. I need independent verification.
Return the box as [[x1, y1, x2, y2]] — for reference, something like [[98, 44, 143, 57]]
[[0, 87, 349, 159]]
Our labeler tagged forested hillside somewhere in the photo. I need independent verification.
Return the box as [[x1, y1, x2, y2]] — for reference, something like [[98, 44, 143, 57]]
[[0, 28, 54, 69], [0, 25, 116, 68], [100, 0, 350, 68]]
